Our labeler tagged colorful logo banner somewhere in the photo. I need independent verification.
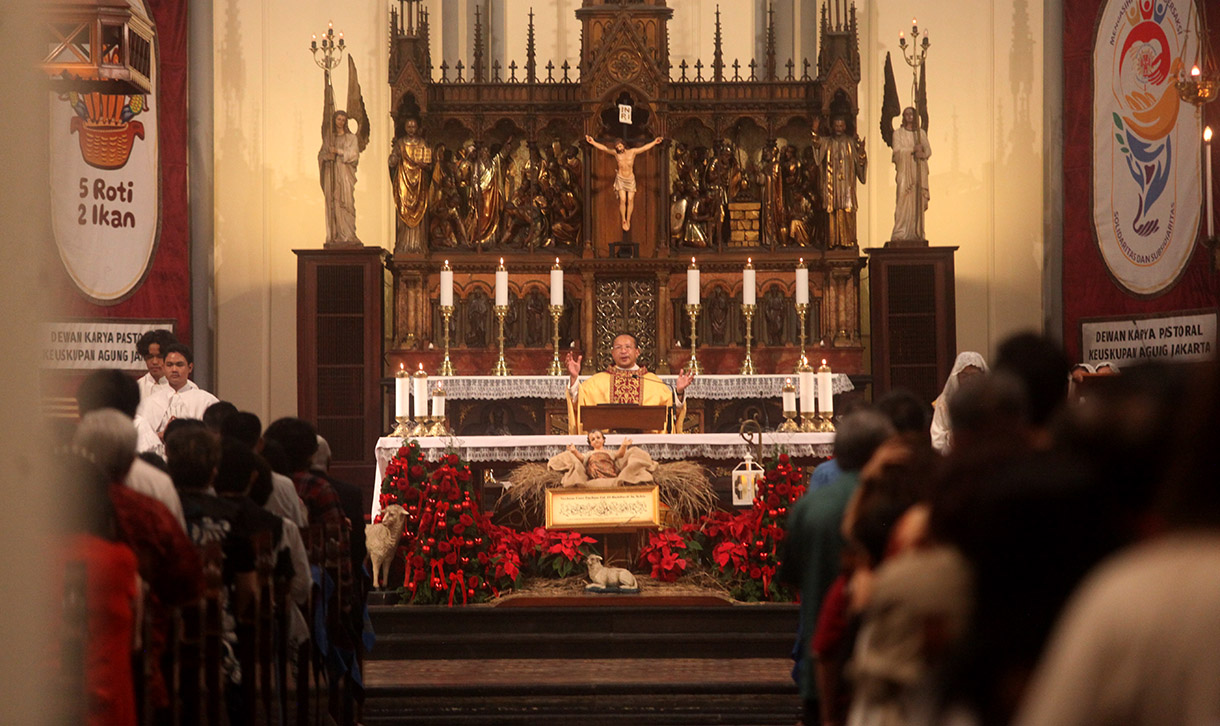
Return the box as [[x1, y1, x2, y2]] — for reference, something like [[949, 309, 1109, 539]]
[[1093, 0, 1201, 296]]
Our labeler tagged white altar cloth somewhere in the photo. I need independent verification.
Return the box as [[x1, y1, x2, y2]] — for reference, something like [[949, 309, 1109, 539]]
[[370, 431, 835, 518], [424, 373, 853, 401]]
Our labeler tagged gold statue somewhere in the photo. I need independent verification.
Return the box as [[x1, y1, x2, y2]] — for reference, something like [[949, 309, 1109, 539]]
[[811, 116, 867, 248], [389, 117, 432, 254]]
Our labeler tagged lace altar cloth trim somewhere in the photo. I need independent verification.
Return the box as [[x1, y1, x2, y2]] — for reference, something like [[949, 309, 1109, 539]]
[[371, 432, 835, 518], [429, 374, 853, 401]]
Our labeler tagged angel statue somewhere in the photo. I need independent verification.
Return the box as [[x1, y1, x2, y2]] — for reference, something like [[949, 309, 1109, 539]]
[[318, 56, 369, 247], [881, 52, 931, 243]]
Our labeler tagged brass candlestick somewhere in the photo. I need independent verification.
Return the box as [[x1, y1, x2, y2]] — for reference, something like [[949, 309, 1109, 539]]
[[777, 379, 800, 432], [492, 305, 511, 376], [409, 416, 431, 438], [740, 303, 756, 375], [548, 305, 564, 376], [817, 359, 836, 432], [439, 305, 455, 376], [795, 302, 809, 373], [800, 412, 818, 433], [685, 303, 703, 375], [391, 415, 412, 438]]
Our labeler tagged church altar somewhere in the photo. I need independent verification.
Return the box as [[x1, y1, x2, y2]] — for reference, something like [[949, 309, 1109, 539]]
[[426, 373, 853, 401], [371, 431, 835, 518]]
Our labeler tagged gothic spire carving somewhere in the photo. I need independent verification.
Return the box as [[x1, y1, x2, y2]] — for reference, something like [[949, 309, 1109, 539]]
[[473, 5, 486, 82], [526, 7, 538, 83], [712, 5, 724, 82], [765, 1, 777, 81]]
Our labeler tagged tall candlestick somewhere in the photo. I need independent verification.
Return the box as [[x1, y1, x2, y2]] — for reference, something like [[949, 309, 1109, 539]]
[[795, 259, 809, 305], [743, 258, 756, 305], [550, 258, 564, 307], [495, 258, 508, 307], [492, 305, 511, 375], [548, 305, 565, 376], [440, 260, 453, 307], [439, 305, 455, 376], [394, 364, 409, 418], [412, 364, 428, 419], [687, 257, 701, 305], [1206, 126, 1214, 238]]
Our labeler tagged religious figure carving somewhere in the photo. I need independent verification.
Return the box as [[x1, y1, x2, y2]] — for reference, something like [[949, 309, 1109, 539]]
[[465, 291, 491, 347], [706, 287, 732, 345], [586, 134, 664, 231], [757, 142, 785, 246], [889, 106, 931, 242], [319, 111, 362, 246], [319, 58, 368, 248], [469, 139, 515, 248], [811, 116, 867, 248], [762, 284, 788, 345], [389, 117, 432, 253]]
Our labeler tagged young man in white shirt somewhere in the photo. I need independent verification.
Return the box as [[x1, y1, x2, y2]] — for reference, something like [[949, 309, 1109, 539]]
[[138, 343, 220, 434], [135, 328, 178, 401]]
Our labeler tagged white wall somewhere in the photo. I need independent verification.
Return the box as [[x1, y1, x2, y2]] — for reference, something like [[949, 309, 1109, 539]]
[[210, 0, 1047, 419]]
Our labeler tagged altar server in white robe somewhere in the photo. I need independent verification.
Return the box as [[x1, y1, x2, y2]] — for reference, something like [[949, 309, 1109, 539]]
[[138, 343, 219, 434]]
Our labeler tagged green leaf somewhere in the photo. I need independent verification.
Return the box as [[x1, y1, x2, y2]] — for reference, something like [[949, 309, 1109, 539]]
[[1120, 147, 1129, 154], [1115, 133, 1124, 144], [1112, 112, 1123, 130]]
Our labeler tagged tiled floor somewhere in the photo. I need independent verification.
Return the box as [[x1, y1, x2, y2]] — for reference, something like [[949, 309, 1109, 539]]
[[365, 657, 795, 689]]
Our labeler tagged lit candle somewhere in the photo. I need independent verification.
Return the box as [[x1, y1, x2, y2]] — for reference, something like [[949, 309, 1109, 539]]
[[798, 362, 814, 414], [311, 34, 317, 51], [899, 31, 906, 47], [687, 257, 701, 305], [912, 17, 918, 33], [431, 384, 446, 418], [743, 258, 756, 305], [817, 359, 835, 416], [782, 378, 796, 413], [795, 259, 809, 305], [394, 364, 409, 418], [550, 258, 564, 307], [412, 364, 428, 419], [495, 258, 508, 307], [440, 260, 453, 307], [1206, 126, 1214, 238], [1192, 65, 1201, 78]]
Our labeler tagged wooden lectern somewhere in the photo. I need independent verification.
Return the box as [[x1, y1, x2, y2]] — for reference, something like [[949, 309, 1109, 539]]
[[580, 404, 670, 433]]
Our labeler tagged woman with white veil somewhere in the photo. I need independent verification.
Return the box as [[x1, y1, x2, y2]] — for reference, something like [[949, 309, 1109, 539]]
[[930, 351, 988, 453]]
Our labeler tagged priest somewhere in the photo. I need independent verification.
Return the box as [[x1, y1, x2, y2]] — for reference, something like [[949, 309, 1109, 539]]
[[565, 333, 694, 434]]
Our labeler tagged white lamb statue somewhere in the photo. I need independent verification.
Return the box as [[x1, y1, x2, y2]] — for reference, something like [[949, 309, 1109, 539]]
[[366, 504, 406, 589], [585, 554, 640, 593]]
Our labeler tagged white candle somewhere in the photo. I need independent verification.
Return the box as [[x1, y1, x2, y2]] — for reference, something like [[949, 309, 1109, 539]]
[[550, 258, 564, 307], [817, 360, 834, 416], [795, 260, 809, 305], [799, 367, 815, 414], [431, 386, 446, 418], [412, 364, 428, 418], [394, 364, 409, 418], [495, 259, 508, 307], [743, 259, 756, 305], [440, 260, 453, 307], [1206, 126, 1214, 238], [687, 258, 700, 305], [782, 379, 796, 413]]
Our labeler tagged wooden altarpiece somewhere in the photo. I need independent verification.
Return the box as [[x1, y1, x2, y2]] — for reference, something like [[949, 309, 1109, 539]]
[[384, 0, 867, 435]]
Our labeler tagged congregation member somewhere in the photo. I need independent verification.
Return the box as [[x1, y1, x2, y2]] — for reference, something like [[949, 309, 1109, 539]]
[[134, 328, 178, 401], [929, 351, 987, 453], [222, 410, 309, 528], [164, 421, 257, 724], [54, 453, 140, 726], [76, 368, 186, 529], [263, 417, 347, 530], [72, 409, 204, 720], [563, 332, 694, 434], [138, 343, 220, 435], [780, 409, 895, 724]]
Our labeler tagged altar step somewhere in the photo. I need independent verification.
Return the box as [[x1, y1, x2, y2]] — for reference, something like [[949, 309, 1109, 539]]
[[363, 601, 801, 725]]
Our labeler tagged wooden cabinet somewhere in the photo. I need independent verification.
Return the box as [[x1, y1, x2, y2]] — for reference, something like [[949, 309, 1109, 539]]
[[295, 247, 389, 500], [865, 246, 957, 404]]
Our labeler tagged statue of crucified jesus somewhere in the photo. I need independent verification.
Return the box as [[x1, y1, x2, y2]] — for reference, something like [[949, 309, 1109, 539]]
[[586, 135, 664, 231]]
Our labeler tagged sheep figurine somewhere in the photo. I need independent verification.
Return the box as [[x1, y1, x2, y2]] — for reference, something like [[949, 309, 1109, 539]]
[[366, 504, 407, 590], [585, 554, 640, 594]]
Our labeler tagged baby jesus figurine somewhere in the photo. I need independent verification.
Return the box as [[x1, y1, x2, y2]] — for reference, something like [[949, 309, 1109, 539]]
[[568, 430, 632, 480], [550, 429, 657, 488]]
